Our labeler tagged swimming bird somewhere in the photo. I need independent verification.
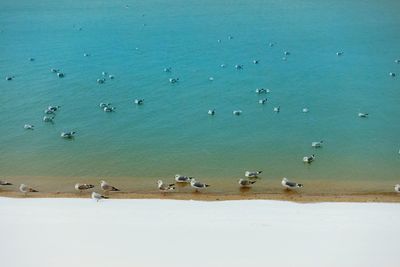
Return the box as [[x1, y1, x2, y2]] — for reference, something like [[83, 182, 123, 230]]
[[75, 183, 95, 192], [281, 177, 303, 190], [157, 180, 175, 192], [209, 77, 214, 81], [163, 67, 171, 72], [44, 109, 55, 114], [303, 154, 315, 163], [284, 51, 290, 55], [255, 88, 267, 94], [228, 35, 233, 40], [358, 112, 368, 118], [19, 184, 38, 194], [175, 174, 193, 183], [100, 180, 120, 192], [235, 64, 243, 70], [269, 42, 275, 47], [48, 106, 60, 112], [220, 64, 226, 68], [395, 59, 400, 64], [24, 124, 34, 130], [233, 110, 242, 116], [61, 131, 76, 139], [102, 71, 107, 76], [311, 141, 323, 148], [91, 192, 108, 201], [83, 53, 89, 57], [5, 76, 13, 81], [190, 179, 210, 191], [50, 68, 59, 73], [389, 72, 396, 77], [302, 108, 309, 113], [238, 178, 256, 187], [108, 74, 115, 79], [253, 59, 259, 64], [336, 52, 343, 56], [134, 99, 144, 105], [245, 171, 262, 179], [103, 106, 115, 112], [169, 78, 179, 83], [0, 180, 12, 186], [273, 106, 280, 112], [395, 184, 400, 193], [57, 72, 64, 78], [97, 78, 105, 84], [208, 109, 215, 115], [258, 98, 268, 104], [99, 103, 111, 108], [43, 116, 55, 123], [29, 57, 35, 61]]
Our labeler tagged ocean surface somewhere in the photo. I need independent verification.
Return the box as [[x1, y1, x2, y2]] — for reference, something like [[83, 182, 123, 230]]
[[1, 0, 399, 193]]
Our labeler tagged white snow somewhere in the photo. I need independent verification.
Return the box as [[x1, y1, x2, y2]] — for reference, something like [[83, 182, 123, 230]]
[[0, 197, 399, 267]]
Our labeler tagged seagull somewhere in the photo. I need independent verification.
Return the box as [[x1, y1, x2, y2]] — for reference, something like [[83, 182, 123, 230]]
[[61, 131, 76, 139], [91, 192, 108, 201], [284, 51, 290, 55], [100, 180, 120, 192], [75, 183, 94, 192], [273, 106, 280, 112], [99, 103, 111, 108], [208, 77, 214, 81], [43, 116, 55, 123], [57, 72, 64, 78], [0, 180, 12, 186], [395, 59, 400, 64], [238, 178, 256, 187], [102, 71, 107, 76], [303, 154, 315, 163], [97, 78, 105, 84], [48, 106, 60, 112], [336, 52, 343, 56], [358, 112, 368, 118], [190, 179, 210, 191], [83, 53, 89, 57], [169, 78, 179, 83], [220, 64, 226, 68], [253, 59, 259, 64], [19, 184, 38, 194], [29, 57, 35, 61], [44, 109, 55, 114], [281, 177, 303, 190], [157, 180, 175, 192], [163, 67, 171, 73], [134, 99, 144, 105], [24, 124, 34, 130], [103, 106, 115, 112], [109, 74, 115, 79], [5, 76, 13, 81], [395, 184, 400, 193], [245, 171, 262, 179], [234, 64, 243, 70], [258, 98, 268, 104], [233, 110, 242, 116], [389, 72, 396, 77], [311, 141, 323, 148], [208, 109, 215, 115], [174, 174, 193, 183], [302, 108, 309, 113], [255, 88, 267, 94], [50, 68, 59, 73]]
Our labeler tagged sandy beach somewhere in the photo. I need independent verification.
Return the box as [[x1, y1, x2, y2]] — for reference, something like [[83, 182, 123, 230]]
[[1, 197, 399, 267]]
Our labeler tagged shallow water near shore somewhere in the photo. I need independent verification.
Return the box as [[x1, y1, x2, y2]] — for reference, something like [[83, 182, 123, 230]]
[[0, 0, 399, 194]]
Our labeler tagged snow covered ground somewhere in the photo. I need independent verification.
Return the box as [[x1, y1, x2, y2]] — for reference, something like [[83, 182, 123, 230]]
[[0, 198, 399, 267]]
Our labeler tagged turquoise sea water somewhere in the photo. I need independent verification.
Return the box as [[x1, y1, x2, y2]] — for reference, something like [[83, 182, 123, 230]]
[[1, 0, 399, 191]]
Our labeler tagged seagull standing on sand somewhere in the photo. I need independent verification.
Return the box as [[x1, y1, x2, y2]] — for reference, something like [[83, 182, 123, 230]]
[[174, 174, 193, 183], [303, 154, 315, 163], [157, 180, 175, 192], [238, 178, 256, 187], [190, 179, 210, 191], [100, 180, 120, 192], [75, 183, 95, 192], [245, 171, 262, 179], [395, 184, 400, 193], [19, 184, 38, 194], [281, 177, 303, 190], [91, 192, 108, 202], [0, 180, 12, 187]]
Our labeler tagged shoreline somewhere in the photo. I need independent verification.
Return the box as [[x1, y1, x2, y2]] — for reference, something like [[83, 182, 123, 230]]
[[0, 191, 399, 203]]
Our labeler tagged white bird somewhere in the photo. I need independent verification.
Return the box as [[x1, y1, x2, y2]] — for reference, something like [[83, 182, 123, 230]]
[[238, 178, 256, 187], [303, 154, 315, 163], [100, 180, 120, 192], [44, 109, 55, 114], [235, 64, 243, 70], [157, 180, 175, 192], [5, 76, 13, 81], [174, 174, 193, 183], [104, 106, 115, 112], [61, 131, 76, 139], [245, 171, 262, 179], [19, 184, 38, 194], [208, 109, 215, 115], [281, 177, 303, 190], [395, 59, 400, 64], [190, 179, 210, 191], [258, 98, 268, 104], [284, 51, 290, 55], [75, 183, 94, 192], [389, 72, 396, 77], [220, 64, 226, 68], [102, 71, 107, 76], [208, 77, 214, 81], [134, 99, 144, 105], [48, 106, 60, 112], [358, 112, 368, 118], [336, 52, 343, 56], [253, 59, 259, 64], [24, 124, 34, 130], [273, 106, 280, 112], [169, 78, 179, 83], [57, 72, 64, 78], [311, 141, 323, 148], [97, 78, 105, 84], [0, 180, 12, 186], [109, 74, 115, 79], [99, 103, 111, 108], [163, 67, 171, 72], [91, 192, 108, 201], [302, 108, 309, 113], [233, 110, 242, 116], [395, 184, 400, 193], [43, 116, 54, 123], [255, 88, 267, 94]]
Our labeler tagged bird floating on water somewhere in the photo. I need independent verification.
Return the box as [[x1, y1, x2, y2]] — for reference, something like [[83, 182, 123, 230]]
[[5, 76, 13, 81], [245, 171, 262, 179], [303, 154, 315, 163], [19, 184, 38, 194], [358, 112, 368, 118], [273, 106, 280, 112], [104, 106, 115, 112], [235, 64, 243, 70], [99, 103, 111, 108], [24, 124, 34, 130], [92, 192, 108, 201], [97, 78, 105, 84], [258, 98, 268, 104], [75, 183, 95, 192], [157, 180, 175, 192], [281, 177, 303, 190], [395, 59, 400, 64], [134, 99, 144, 105], [169, 78, 179, 83], [233, 110, 242, 116], [163, 67, 171, 72], [284, 51, 290, 56], [389, 72, 396, 77], [336, 52, 343, 56], [302, 108, 309, 113], [43, 116, 54, 123], [190, 179, 210, 191], [174, 174, 193, 183], [61, 131, 76, 139], [311, 141, 323, 148], [208, 109, 215, 115], [100, 180, 120, 192], [238, 178, 256, 187], [255, 88, 268, 94], [57, 72, 64, 78], [253, 59, 259, 64]]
